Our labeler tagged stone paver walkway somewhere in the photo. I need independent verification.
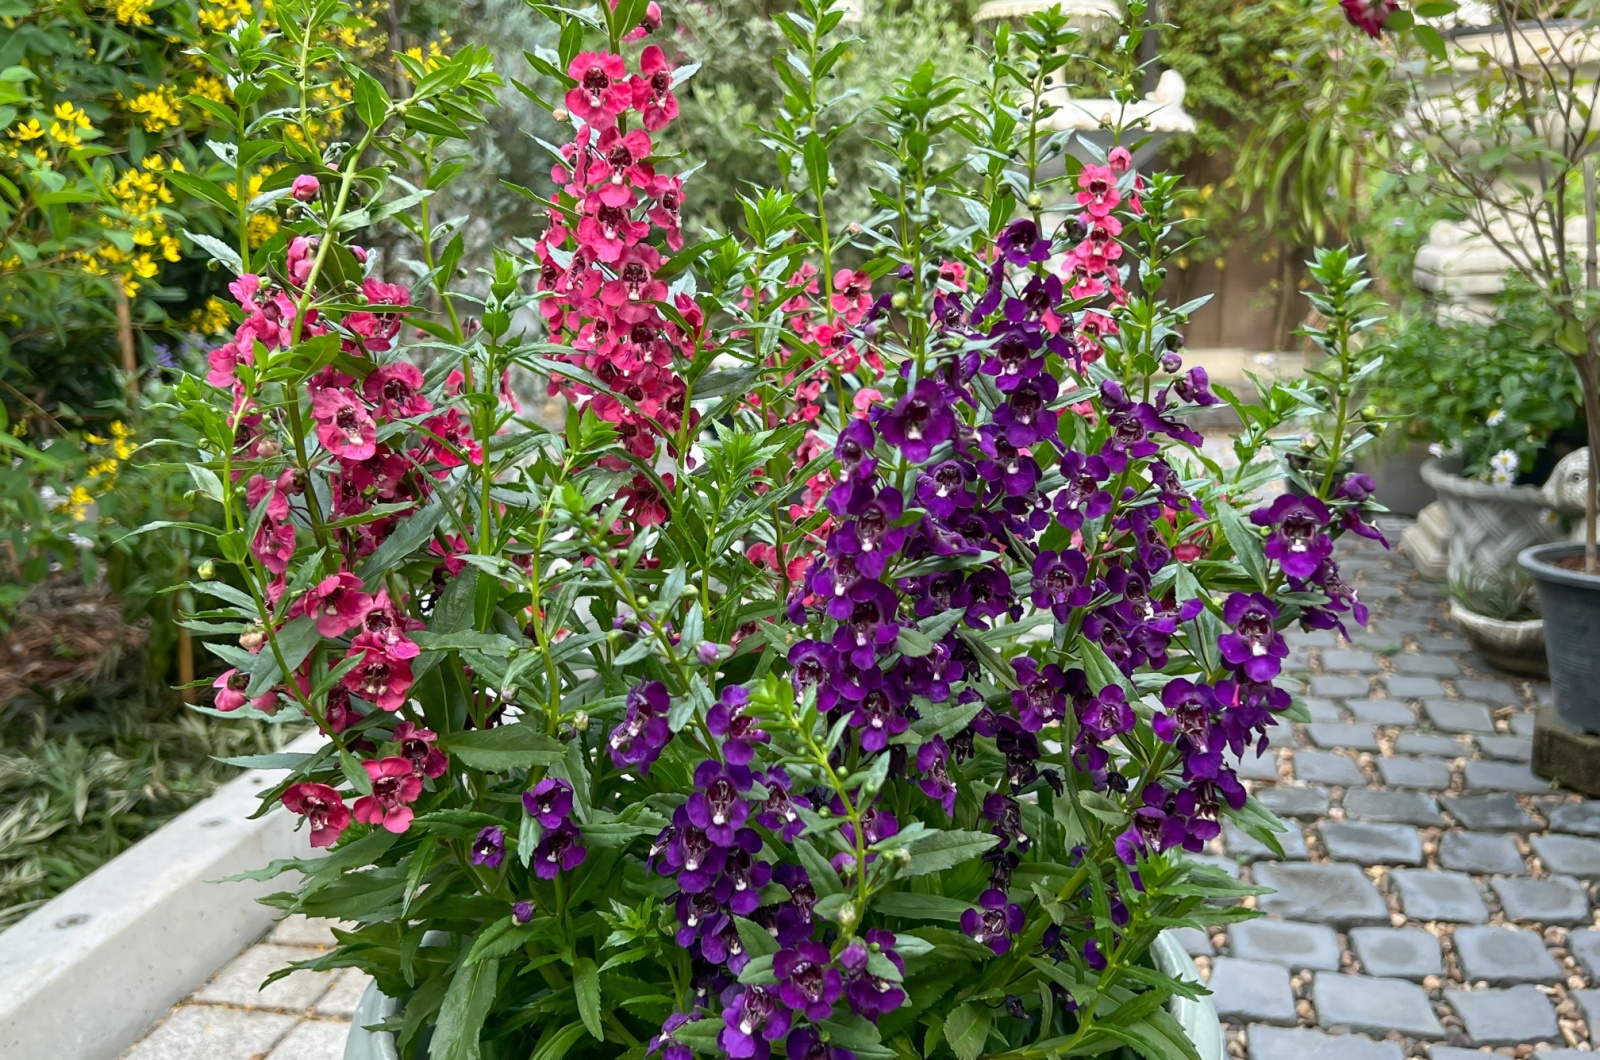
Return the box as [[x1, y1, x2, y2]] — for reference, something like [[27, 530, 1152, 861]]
[[118, 916, 365, 1060], [1196, 522, 1600, 1060], [118, 520, 1598, 1060]]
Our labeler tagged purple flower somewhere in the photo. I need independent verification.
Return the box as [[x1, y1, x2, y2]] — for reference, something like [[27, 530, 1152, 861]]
[[1336, 472, 1377, 501], [610, 680, 673, 774], [916, 737, 957, 815], [1173, 366, 1218, 406], [1250, 493, 1333, 579], [523, 777, 574, 828], [532, 820, 587, 879], [788, 640, 840, 712], [512, 899, 534, 924], [755, 768, 810, 841], [1152, 678, 1222, 776], [844, 928, 906, 1020], [774, 940, 843, 1020], [960, 888, 1025, 954], [1054, 451, 1112, 530], [1076, 684, 1135, 743], [998, 218, 1051, 265], [1010, 656, 1068, 732], [879, 378, 956, 462], [830, 488, 907, 577], [992, 374, 1060, 448], [707, 686, 768, 765], [976, 425, 1040, 497], [1031, 549, 1091, 619], [1218, 592, 1289, 682], [719, 985, 791, 1059], [786, 1026, 855, 1060], [916, 460, 972, 520], [980, 325, 1047, 392], [847, 683, 908, 752], [471, 825, 505, 868], [828, 580, 900, 668], [648, 1013, 696, 1060], [687, 760, 752, 846], [983, 792, 1029, 850]]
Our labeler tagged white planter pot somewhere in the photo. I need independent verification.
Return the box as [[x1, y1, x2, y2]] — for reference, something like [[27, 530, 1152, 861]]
[[1448, 599, 1546, 676], [1419, 459, 1562, 589]]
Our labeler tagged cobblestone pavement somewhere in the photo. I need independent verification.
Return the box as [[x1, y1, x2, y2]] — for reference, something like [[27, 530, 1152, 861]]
[[118, 521, 1596, 1060], [1195, 522, 1600, 1060], [118, 916, 363, 1060]]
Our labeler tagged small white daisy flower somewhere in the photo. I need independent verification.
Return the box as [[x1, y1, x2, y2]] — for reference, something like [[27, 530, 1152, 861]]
[[1486, 408, 1506, 427]]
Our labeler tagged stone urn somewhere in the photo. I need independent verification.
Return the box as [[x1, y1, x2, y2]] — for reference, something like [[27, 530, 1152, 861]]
[[1419, 458, 1564, 591]]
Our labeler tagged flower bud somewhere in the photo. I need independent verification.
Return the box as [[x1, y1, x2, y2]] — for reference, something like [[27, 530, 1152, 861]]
[[256, 438, 283, 459], [239, 628, 266, 652], [290, 174, 321, 202], [696, 641, 722, 665], [512, 899, 535, 924], [572, 711, 589, 732], [836, 901, 857, 928], [1359, 404, 1379, 422], [891, 292, 909, 310], [196, 559, 215, 580], [1026, 192, 1044, 209], [552, 107, 569, 123]]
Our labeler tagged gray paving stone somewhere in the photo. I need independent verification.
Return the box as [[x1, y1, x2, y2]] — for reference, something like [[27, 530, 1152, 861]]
[[1392, 652, 1462, 676], [1348, 926, 1442, 980], [1511, 712, 1538, 737], [1343, 788, 1443, 826], [1312, 972, 1444, 1039], [1227, 918, 1342, 971], [1530, 833, 1600, 879], [1456, 678, 1525, 706], [1377, 756, 1453, 790], [1292, 750, 1366, 787], [1424, 700, 1497, 734], [121, 1006, 298, 1060], [1424, 1050, 1489, 1060], [1206, 956, 1297, 1025], [1548, 800, 1600, 836], [1254, 862, 1391, 927], [1569, 929, 1600, 978], [268, 915, 342, 947], [1301, 697, 1347, 723], [1389, 868, 1488, 922], [1255, 785, 1331, 820], [264, 1019, 347, 1060], [1347, 698, 1415, 725], [1310, 674, 1370, 698], [1476, 734, 1533, 761], [1490, 875, 1592, 925], [1246, 1026, 1402, 1060], [1386, 675, 1446, 699], [312, 969, 371, 1018], [1465, 760, 1552, 794], [1415, 637, 1466, 654], [1171, 926, 1213, 957], [1444, 985, 1559, 1046], [1570, 988, 1600, 1027], [1306, 723, 1380, 751], [1223, 820, 1308, 863], [193, 943, 338, 1010], [1453, 925, 1563, 984], [1288, 629, 1340, 649], [1322, 649, 1384, 672], [1230, 749, 1282, 783], [1442, 793, 1537, 831], [1319, 820, 1424, 865], [1395, 732, 1468, 757], [1438, 831, 1526, 875]]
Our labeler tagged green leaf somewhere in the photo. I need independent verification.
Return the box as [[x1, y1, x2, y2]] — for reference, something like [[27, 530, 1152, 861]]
[[246, 616, 321, 698], [902, 830, 999, 876], [183, 229, 243, 275], [870, 893, 973, 923], [358, 502, 446, 580], [943, 1002, 991, 1060], [353, 68, 391, 130], [573, 956, 603, 1040], [214, 751, 319, 770], [1215, 501, 1267, 589], [445, 724, 566, 772], [428, 956, 498, 1060], [734, 916, 780, 959], [1411, 23, 1447, 61], [339, 750, 375, 795]]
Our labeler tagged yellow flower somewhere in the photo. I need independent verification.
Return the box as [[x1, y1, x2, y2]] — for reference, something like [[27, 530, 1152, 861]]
[[53, 102, 92, 129], [185, 297, 232, 336], [9, 118, 44, 142], [198, 0, 252, 33], [67, 486, 94, 522], [190, 75, 230, 103], [126, 86, 183, 133], [88, 458, 119, 479], [48, 121, 83, 148], [108, 0, 154, 26]]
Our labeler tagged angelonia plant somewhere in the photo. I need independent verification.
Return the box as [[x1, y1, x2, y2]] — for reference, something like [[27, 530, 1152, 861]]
[[165, 1, 1385, 1058]]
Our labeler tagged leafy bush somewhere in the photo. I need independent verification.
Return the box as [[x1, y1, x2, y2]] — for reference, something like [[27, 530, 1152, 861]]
[[161, 2, 1383, 1059]]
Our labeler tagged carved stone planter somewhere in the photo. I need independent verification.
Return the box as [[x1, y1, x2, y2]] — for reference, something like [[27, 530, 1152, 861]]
[[1419, 459, 1563, 590], [1448, 599, 1546, 676]]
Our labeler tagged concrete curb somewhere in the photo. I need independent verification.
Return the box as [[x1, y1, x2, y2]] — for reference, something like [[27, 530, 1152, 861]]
[[0, 729, 326, 1060]]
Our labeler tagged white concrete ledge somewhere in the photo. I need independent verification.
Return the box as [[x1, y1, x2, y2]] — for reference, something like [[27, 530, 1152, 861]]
[[0, 729, 326, 1060]]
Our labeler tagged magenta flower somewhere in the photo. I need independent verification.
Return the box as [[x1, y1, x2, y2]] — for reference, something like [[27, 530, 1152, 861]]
[[362, 362, 431, 420], [212, 669, 275, 713], [341, 634, 414, 711], [392, 721, 448, 778], [1340, 0, 1396, 35], [352, 756, 423, 834], [282, 782, 350, 847], [290, 174, 320, 201], [631, 45, 679, 131], [311, 387, 378, 461], [1075, 164, 1120, 216], [565, 51, 630, 127], [299, 571, 373, 637]]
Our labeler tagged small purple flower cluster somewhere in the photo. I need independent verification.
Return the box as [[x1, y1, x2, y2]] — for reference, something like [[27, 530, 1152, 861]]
[[522, 777, 586, 879]]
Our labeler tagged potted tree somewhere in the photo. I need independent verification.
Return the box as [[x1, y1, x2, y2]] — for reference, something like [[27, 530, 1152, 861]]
[[165, 0, 1384, 1057]]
